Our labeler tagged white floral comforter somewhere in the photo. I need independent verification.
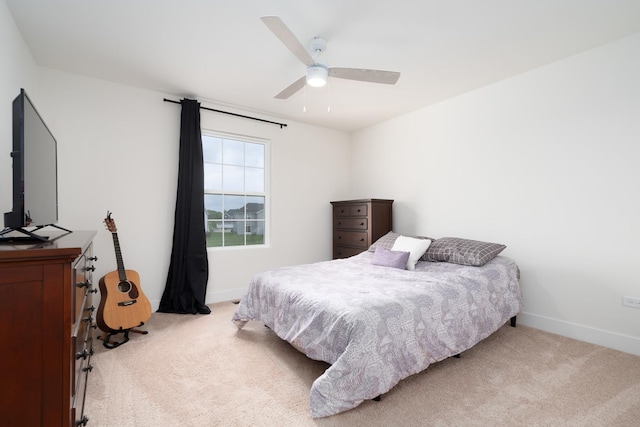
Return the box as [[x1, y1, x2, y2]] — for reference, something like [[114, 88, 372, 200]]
[[232, 251, 523, 418]]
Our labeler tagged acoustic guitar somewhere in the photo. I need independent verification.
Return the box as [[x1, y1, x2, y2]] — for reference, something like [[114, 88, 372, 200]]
[[97, 212, 152, 334]]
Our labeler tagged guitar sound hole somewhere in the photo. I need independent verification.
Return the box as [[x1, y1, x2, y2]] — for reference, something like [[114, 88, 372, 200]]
[[117, 281, 132, 293], [129, 285, 140, 299]]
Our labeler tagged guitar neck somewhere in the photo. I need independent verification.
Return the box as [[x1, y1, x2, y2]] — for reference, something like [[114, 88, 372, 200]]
[[111, 232, 128, 282]]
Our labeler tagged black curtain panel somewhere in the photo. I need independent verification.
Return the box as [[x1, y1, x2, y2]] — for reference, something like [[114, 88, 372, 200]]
[[158, 98, 211, 315]]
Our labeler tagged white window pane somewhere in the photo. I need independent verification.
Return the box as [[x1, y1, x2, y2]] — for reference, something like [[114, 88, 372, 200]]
[[246, 195, 264, 203], [246, 220, 265, 245], [223, 139, 244, 166], [204, 163, 222, 191], [203, 136, 222, 163], [222, 165, 245, 191], [205, 194, 223, 218], [245, 143, 264, 168], [224, 195, 245, 214], [246, 196, 265, 219], [245, 167, 264, 193], [225, 195, 245, 246]]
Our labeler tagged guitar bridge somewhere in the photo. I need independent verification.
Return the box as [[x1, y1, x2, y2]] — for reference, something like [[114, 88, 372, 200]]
[[117, 299, 137, 307]]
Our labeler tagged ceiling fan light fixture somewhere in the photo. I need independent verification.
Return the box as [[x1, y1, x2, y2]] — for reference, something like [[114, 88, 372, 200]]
[[306, 64, 328, 87]]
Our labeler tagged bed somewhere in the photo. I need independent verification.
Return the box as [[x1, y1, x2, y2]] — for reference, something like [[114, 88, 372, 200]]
[[232, 233, 523, 418]]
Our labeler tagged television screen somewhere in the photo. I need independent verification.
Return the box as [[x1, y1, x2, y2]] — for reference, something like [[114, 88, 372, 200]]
[[3, 88, 58, 229]]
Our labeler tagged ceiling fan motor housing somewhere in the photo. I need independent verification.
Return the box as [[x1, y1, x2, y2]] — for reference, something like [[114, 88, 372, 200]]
[[309, 36, 327, 53]]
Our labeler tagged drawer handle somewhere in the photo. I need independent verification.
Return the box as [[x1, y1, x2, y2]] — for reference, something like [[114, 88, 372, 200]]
[[75, 349, 91, 360], [337, 236, 342, 240], [360, 238, 365, 241], [360, 222, 364, 226]]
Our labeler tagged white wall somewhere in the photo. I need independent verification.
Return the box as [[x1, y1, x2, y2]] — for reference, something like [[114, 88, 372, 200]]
[[0, 1, 38, 216], [351, 33, 640, 355], [35, 68, 351, 309]]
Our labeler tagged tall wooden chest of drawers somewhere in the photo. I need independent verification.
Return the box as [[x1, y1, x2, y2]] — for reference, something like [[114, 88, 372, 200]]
[[0, 230, 97, 426], [330, 199, 393, 259]]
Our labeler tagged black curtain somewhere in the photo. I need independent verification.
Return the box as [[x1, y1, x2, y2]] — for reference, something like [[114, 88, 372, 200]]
[[158, 98, 211, 315]]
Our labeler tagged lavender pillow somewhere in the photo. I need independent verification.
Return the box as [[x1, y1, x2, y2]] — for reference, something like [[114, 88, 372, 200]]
[[371, 246, 410, 270]]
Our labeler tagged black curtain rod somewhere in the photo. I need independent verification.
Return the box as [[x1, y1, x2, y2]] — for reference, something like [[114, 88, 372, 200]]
[[163, 98, 287, 129]]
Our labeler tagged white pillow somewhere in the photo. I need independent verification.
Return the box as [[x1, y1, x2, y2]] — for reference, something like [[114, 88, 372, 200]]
[[391, 235, 432, 270]]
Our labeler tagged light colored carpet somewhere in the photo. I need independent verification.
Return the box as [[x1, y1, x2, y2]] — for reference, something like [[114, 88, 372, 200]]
[[86, 301, 640, 426]]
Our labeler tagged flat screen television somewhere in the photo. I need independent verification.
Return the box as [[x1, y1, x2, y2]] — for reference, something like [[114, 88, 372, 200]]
[[1, 88, 70, 242]]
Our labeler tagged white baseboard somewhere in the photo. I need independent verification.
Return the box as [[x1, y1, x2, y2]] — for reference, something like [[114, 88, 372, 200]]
[[518, 311, 640, 357]]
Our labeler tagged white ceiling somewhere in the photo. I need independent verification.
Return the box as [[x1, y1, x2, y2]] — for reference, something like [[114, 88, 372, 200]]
[[6, 0, 640, 132]]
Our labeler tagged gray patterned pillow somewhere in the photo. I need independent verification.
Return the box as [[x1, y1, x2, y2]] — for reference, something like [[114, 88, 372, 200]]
[[368, 231, 433, 252], [368, 231, 400, 252], [425, 237, 506, 266]]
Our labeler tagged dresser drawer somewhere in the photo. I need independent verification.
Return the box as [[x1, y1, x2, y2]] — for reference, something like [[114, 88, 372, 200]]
[[335, 218, 368, 230], [73, 305, 94, 361], [333, 245, 365, 259], [73, 344, 92, 427], [73, 292, 94, 398], [349, 205, 367, 217], [334, 231, 368, 248], [72, 277, 88, 323], [72, 249, 94, 322], [335, 204, 368, 217], [0, 265, 42, 284]]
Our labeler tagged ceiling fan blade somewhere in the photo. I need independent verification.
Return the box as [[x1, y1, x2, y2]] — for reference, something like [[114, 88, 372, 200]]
[[274, 76, 306, 99], [261, 16, 315, 66], [329, 68, 401, 85]]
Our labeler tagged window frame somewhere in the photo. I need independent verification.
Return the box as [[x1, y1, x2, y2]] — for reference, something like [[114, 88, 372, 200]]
[[202, 130, 269, 249]]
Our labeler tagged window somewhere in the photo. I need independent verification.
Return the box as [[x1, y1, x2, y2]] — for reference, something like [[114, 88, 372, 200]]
[[203, 133, 267, 247]]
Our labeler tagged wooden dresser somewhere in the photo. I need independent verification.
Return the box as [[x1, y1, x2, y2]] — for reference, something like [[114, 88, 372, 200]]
[[0, 230, 97, 426], [330, 199, 393, 259]]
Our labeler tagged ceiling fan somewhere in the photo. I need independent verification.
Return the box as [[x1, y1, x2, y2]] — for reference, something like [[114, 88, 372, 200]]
[[261, 16, 401, 99]]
